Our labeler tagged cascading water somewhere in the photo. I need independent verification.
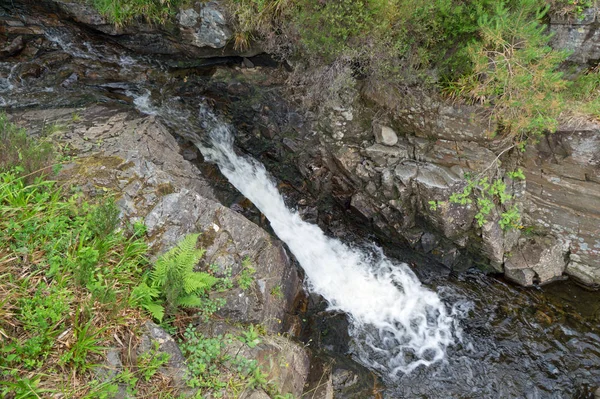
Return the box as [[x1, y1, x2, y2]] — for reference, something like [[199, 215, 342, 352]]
[[196, 111, 457, 377], [4, 5, 600, 394]]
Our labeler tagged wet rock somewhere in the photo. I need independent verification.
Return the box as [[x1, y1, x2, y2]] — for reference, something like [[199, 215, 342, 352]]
[[420, 232, 438, 254], [373, 124, 398, 146], [331, 368, 359, 390], [566, 259, 600, 287], [350, 192, 376, 221], [242, 57, 255, 68], [29, 0, 259, 59], [0, 35, 25, 58], [523, 125, 600, 286], [504, 236, 566, 286], [306, 373, 334, 399]]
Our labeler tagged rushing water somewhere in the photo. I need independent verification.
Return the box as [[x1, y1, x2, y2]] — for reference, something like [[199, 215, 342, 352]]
[[2, 7, 600, 396], [196, 112, 459, 376]]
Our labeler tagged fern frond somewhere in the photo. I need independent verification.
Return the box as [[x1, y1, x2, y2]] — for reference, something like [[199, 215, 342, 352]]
[[150, 233, 204, 284], [130, 282, 160, 306], [172, 234, 205, 276], [177, 295, 203, 308], [143, 302, 165, 322], [183, 272, 219, 295]]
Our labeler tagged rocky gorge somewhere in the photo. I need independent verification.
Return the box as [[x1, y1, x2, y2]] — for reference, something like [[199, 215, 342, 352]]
[[1, 0, 600, 397]]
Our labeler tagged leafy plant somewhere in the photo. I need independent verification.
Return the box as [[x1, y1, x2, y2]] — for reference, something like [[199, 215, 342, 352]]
[[445, 171, 523, 229], [270, 285, 284, 299], [0, 112, 54, 181], [131, 234, 218, 322], [238, 257, 256, 291], [137, 341, 171, 382], [240, 324, 261, 348], [179, 325, 232, 390]]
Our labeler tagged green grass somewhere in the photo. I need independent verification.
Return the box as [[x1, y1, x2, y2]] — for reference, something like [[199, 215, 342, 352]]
[[0, 113, 54, 182], [0, 116, 296, 398], [0, 167, 154, 397], [91, 0, 185, 26]]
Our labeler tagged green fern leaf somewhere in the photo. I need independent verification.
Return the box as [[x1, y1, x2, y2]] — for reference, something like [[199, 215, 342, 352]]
[[177, 295, 203, 308], [143, 302, 165, 322], [183, 272, 218, 295], [130, 282, 160, 306]]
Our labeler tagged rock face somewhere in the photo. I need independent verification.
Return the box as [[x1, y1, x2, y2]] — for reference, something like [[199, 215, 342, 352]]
[[210, 67, 599, 288], [9, 105, 309, 395], [504, 236, 566, 286], [522, 124, 600, 286], [18, 0, 259, 59], [549, 6, 600, 69]]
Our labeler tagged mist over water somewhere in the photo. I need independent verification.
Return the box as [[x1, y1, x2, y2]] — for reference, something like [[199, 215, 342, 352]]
[[196, 112, 457, 377]]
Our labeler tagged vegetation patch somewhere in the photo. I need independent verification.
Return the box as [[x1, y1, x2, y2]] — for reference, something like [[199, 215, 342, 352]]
[[90, 0, 185, 26], [0, 117, 295, 398], [227, 0, 598, 143]]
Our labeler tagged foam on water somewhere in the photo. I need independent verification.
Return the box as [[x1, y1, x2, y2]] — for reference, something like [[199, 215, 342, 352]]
[[196, 113, 456, 377]]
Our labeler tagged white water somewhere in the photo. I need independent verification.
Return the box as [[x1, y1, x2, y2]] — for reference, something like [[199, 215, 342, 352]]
[[196, 113, 456, 377]]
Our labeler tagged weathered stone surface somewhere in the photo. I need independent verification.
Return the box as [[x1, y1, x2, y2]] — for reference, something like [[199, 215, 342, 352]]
[[523, 126, 600, 285], [416, 139, 497, 172], [0, 35, 25, 58], [10, 104, 309, 396], [241, 390, 271, 399], [178, 2, 233, 49], [566, 259, 600, 287], [24, 0, 259, 59], [201, 322, 310, 398], [363, 85, 496, 143], [373, 124, 398, 146], [138, 321, 190, 388], [549, 6, 600, 68], [364, 143, 409, 166], [504, 236, 566, 286], [13, 105, 302, 332]]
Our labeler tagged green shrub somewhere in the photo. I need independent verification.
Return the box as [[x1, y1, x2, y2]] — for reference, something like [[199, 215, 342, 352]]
[[452, 0, 570, 142]]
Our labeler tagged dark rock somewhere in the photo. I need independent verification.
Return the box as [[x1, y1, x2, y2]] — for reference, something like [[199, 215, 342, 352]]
[[504, 236, 566, 286], [550, 6, 600, 68], [0, 35, 25, 58], [242, 57, 255, 68], [331, 368, 359, 390], [420, 232, 439, 254]]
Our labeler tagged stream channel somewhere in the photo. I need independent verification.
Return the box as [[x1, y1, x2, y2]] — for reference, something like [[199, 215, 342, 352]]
[[1, 6, 600, 398]]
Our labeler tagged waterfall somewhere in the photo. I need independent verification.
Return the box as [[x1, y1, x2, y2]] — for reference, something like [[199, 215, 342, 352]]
[[196, 112, 455, 377]]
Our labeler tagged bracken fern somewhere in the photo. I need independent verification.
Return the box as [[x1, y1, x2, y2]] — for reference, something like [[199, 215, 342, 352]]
[[131, 234, 219, 322]]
